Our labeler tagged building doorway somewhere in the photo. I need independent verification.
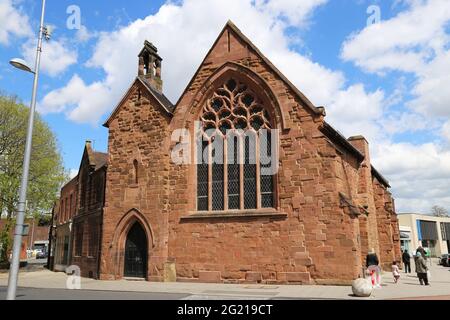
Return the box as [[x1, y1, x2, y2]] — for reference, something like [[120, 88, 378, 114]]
[[124, 222, 147, 278]]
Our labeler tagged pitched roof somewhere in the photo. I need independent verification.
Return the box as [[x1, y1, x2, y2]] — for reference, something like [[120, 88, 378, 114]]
[[319, 121, 365, 162], [371, 166, 391, 188], [93, 151, 108, 170], [174, 20, 326, 117], [103, 76, 174, 128], [61, 175, 78, 191], [138, 76, 175, 113], [83, 141, 107, 171]]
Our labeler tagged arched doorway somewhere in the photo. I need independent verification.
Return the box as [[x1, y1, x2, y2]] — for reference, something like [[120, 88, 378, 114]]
[[124, 222, 148, 278]]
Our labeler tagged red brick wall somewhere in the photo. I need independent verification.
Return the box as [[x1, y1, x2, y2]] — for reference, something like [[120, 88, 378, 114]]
[[70, 154, 105, 279], [53, 175, 77, 270], [25, 225, 49, 245], [71, 213, 102, 278], [57, 176, 78, 225]]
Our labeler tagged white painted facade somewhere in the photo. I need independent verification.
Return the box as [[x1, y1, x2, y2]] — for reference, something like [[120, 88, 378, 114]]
[[398, 213, 450, 257]]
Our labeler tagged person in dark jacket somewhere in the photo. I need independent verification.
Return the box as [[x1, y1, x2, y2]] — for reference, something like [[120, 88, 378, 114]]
[[415, 252, 429, 285], [366, 249, 379, 268], [365, 248, 381, 287], [402, 250, 411, 273]]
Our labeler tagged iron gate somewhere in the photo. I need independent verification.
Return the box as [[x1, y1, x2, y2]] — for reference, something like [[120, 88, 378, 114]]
[[124, 222, 147, 278]]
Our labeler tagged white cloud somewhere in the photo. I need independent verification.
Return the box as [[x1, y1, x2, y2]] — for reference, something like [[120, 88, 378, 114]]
[[442, 121, 450, 144], [69, 168, 78, 179], [341, 0, 450, 119], [325, 84, 385, 142], [372, 142, 450, 213], [76, 25, 96, 43], [341, 0, 450, 74], [22, 38, 77, 77], [381, 112, 431, 136], [38, 74, 110, 124], [267, 49, 344, 107], [254, 0, 328, 27], [0, 0, 32, 45], [409, 50, 450, 117]]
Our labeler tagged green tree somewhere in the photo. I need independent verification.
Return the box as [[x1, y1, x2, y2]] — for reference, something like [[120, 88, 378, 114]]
[[0, 94, 66, 261]]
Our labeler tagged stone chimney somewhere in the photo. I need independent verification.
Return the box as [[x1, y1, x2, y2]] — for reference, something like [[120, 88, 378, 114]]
[[138, 40, 163, 92], [348, 136, 370, 169]]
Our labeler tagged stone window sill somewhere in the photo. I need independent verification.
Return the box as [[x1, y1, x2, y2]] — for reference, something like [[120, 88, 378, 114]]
[[180, 209, 287, 220]]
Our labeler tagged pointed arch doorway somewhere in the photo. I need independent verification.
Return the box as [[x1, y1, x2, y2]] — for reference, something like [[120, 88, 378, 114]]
[[124, 222, 148, 278]]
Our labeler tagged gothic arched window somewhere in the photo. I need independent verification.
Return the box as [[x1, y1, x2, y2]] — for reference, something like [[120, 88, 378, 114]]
[[196, 78, 275, 212]]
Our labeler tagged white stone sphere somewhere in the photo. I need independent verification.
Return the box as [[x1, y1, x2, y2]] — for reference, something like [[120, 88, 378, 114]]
[[352, 278, 373, 297]]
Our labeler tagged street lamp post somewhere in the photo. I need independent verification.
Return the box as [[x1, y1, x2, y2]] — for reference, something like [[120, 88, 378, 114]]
[[6, 0, 47, 300]]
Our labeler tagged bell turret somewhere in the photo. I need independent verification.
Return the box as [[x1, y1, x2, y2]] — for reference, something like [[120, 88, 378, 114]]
[[138, 40, 163, 92]]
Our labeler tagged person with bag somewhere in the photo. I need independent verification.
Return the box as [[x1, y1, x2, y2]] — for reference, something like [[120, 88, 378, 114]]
[[415, 252, 429, 286]]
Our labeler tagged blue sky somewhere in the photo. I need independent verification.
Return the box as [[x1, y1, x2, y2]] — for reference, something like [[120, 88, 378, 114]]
[[1, 0, 450, 213]]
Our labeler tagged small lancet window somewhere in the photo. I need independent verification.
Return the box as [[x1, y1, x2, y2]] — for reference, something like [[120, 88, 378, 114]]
[[133, 159, 139, 184]]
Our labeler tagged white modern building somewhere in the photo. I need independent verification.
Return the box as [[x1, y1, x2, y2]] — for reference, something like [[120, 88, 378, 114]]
[[398, 213, 450, 257]]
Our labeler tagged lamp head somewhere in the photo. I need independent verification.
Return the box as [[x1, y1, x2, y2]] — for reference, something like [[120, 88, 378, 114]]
[[9, 58, 34, 73]]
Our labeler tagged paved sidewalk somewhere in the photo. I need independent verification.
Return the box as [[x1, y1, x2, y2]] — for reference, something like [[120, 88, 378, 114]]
[[1, 260, 449, 300]]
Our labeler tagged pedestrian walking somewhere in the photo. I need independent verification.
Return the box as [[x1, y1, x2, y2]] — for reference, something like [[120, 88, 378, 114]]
[[365, 248, 381, 288], [402, 249, 411, 273], [392, 261, 400, 284], [415, 252, 429, 286], [366, 248, 379, 268]]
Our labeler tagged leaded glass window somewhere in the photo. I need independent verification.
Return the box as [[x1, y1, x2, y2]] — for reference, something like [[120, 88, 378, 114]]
[[196, 78, 275, 212], [227, 134, 240, 210], [260, 131, 274, 208], [197, 141, 209, 211], [211, 143, 224, 211], [244, 133, 257, 209]]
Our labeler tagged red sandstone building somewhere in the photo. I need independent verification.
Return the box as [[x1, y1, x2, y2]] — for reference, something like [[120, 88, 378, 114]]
[[51, 176, 76, 271], [53, 21, 401, 284], [51, 142, 106, 277]]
